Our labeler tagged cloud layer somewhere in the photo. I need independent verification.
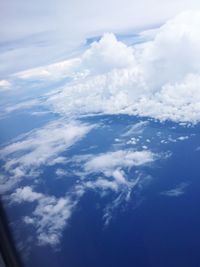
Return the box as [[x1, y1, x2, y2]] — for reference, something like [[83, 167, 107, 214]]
[[2, 0, 200, 76], [28, 11, 200, 123], [4, 11, 200, 123]]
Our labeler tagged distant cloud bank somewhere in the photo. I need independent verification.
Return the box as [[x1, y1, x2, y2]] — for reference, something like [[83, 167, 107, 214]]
[[6, 11, 200, 123]]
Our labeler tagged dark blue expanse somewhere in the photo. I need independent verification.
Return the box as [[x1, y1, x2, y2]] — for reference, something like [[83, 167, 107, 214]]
[[1, 106, 200, 267]]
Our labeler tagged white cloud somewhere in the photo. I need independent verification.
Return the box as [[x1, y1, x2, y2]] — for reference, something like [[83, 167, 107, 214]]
[[15, 58, 80, 81], [42, 11, 200, 123], [7, 143, 162, 245], [10, 186, 79, 246], [177, 136, 189, 141], [84, 150, 155, 175], [5, 99, 40, 113], [85, 178, 119, 192], [78, 150, 157, 205], [13, 34, 134, 80], [74, 149, 157, 225], [2, 0, 200, 76], [26, 196, 76, 246], [10, 186, 43, 203], [55, 168, 69, 178], [0, 120, 93, 192], [46, 66, 142, 116], [7, 145, 159, 246], [81, 33, 135, 74], [0, 80, 11, 91], [161, 182, 188, 197], [122, 121, 148, 137]]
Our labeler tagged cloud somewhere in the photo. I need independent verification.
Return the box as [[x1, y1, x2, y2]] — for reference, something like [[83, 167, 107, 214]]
[[84, 150, 155, 175], [3, 11, 200, 122], [0, 79, 11, 91], [2, 1, 200, 76], [0, 120, 93, 192], [5, 121, 168, 246], [10, 186, 43, 203], [85, 178, 119, 192], [10, 186, 80, 246], [41, 11, 200, 123], [55, 168, 70, 178], [75, 149, 157, 225], [81, 33, 135, 74], [122, 121, 148, 137], [5, 99, 40, 113], [177, 136, 189, 141], [15, 57, 80, 81], [161, 182, 188, 197], [82, 150, 156, 220]]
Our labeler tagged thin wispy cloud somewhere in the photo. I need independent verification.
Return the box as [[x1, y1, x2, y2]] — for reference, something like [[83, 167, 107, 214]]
[[0, 120, 93, 193], [10, 186, 81, 246], [161, 183, 189, 197], [8, 147, 159, 245]]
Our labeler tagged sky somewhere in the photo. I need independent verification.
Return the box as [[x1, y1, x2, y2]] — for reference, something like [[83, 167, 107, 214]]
[[2, 10, 200, 123], [1, 7, 200, 124], [1, 1, 200, 258], [1, 0, 200, 76]]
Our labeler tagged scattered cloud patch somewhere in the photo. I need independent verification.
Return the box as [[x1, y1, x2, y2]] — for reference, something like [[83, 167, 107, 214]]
[[84, 150, 155, 175], [177, 136, 189, 141], [55, 168, 70, 178], [77, 149, 158, 225], [10, 186, 43, 203], [0, 80, 11, 91], [161, 182, 188, 197], [2, 116, 173, 246], [0, 120, 93, 192], [10, 186, 80, 246], [122, 121, 148, 137]]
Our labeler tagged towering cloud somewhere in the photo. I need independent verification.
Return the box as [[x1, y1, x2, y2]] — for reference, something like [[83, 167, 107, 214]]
[[43, 11, 200, 123]]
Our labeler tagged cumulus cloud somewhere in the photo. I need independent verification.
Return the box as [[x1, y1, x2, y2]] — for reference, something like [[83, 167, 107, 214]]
[[141, 11, 200, 86], [0, 120, 93, 192], [3, 0, 200, 76], [11, 34, 134, 82], [10, 186, 43, 203], [81, 33, 135, 74], [84, 150, 155, 175], [38, 11, 200, 123], [5, 11, 200, 122]]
